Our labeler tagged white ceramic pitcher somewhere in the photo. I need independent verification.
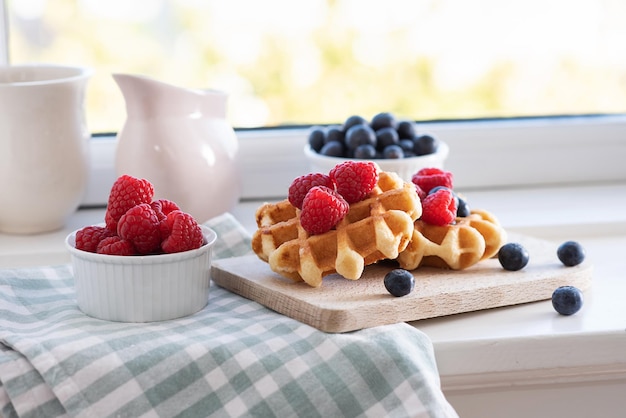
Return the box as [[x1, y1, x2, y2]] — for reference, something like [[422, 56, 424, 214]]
[[113, 74, 241, 224], [0, 64, 92, 234]]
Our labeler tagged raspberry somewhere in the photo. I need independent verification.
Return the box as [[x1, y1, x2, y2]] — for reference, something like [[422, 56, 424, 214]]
[[75, 225, 115, 253], [288, 173, 335, 209], [411, 168, 453, 194], [414, 184, 427, 201], [105, 175, 154, 232], [300, 186, 349, 235], [117, 203, 162, 254], [329, 161, 379, 204], [96, 236, 137, 256], [151, 199, 181, 221], [420, 188, 457, 226], [160, 210, 204, 253]]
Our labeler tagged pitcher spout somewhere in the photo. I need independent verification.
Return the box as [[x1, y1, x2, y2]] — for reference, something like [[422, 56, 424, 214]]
[[113, 73, 221, 119]]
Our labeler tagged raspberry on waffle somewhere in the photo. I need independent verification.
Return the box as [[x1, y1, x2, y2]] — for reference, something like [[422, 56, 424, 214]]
[[252, 171, 422, 287], [396, 209, 507, 270]]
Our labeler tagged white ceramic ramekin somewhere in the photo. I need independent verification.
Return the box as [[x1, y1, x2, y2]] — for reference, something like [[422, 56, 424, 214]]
[[66, 225, 217, 322], [304, 141, 449, 182]]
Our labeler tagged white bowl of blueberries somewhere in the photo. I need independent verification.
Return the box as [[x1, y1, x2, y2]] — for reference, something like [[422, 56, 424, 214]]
[[304, 112, 449, 181]]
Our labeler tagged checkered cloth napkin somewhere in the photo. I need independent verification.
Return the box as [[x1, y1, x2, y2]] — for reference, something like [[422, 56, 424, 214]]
[[0, 213, 457, 418]]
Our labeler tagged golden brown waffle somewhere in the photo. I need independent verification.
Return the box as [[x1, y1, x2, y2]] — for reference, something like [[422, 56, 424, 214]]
[[396, 209, 507, 270], [252, 171, 422, 287]]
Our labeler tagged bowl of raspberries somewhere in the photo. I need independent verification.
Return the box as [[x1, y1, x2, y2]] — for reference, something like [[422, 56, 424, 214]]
[[305, 112, 449, 182], [65, 174, 217, 322]]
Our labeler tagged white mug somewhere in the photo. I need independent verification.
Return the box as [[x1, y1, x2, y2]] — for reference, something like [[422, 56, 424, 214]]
[[0, 64, 92, 234]]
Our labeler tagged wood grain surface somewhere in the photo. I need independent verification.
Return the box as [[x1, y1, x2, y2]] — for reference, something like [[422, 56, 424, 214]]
[[210, 234, 593, 333]]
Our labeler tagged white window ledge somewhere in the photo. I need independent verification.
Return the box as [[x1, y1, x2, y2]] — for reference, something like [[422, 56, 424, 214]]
[[3, 114, 626, 417], [84, 114, 626, 206], [1, 181, 625, 418]]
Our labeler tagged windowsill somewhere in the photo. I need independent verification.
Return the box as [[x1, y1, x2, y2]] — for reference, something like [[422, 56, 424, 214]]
[[2, 181, 626, 415]]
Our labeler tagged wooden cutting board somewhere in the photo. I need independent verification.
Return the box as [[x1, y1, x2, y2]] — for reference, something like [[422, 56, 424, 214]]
[[210, 234, 592, 333]]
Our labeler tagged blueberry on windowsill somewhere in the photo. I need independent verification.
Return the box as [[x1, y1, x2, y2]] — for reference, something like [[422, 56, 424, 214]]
[[557, 241, 585, 267], [552, 286, 583, 315]]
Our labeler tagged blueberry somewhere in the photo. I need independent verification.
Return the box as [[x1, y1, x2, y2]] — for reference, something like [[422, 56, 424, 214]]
[[319, 141, 344, 157], [551, 285, 583, 315], [498, 242, 529, 271], [456, 195, 470, 217], [413, 134, 439, 155], [557, 241, 586, 267], [371, 112, 398, 131], [345, 124, 376, 151], [399, 139, 414, 153], [308, 127, 326, 152], [397, 120, 417, 139], [383, 144, 404, 159], [354, 144, 377, 159], [384, 269, 415, 297], [375, 127, 399, 151], [325, 126, 345, 145], [343, 115, 368, 132]]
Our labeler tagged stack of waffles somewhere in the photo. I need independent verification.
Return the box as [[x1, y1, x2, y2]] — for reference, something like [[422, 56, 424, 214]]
[[252, 170, 507, 287]]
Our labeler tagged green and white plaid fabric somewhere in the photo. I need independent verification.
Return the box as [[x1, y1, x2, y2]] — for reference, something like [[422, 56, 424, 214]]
[[0, 213, 457, 418]]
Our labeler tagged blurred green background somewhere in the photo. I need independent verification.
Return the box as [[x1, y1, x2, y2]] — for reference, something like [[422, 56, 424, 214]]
[[7, 0, 626, 132]]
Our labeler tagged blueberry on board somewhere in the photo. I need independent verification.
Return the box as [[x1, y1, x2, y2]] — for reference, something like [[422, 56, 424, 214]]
[[345, 124, 377, 150], [308, 127, 326, 152], [552, 286, 583, 315], [375, 127, 400, 151], [354, 144, 377, 159], [557, 241, 586, 266], [397, 120, 417, 139], [371, 112, 398, 131], [413, 134, 439, 155], [383, 144, 404, 159], [384, 269, 415, 297], [498, 242, 529, 271], [343, 115, 368, 132], [319, 141, 344, 157]]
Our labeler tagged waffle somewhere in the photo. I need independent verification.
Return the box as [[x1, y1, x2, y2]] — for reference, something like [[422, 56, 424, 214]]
[[252, 171, 422, 287], [397, 209, 507, 270]]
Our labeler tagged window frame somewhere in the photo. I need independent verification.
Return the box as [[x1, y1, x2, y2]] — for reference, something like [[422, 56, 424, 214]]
[[0, 0, 7, 65], [1, 3, 624, 206], [83, 114, 626, 206]]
